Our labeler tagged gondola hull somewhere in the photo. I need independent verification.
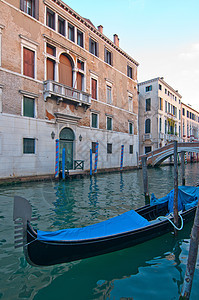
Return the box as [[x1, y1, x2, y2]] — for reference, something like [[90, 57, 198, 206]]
[[25, 204, 196, 266]]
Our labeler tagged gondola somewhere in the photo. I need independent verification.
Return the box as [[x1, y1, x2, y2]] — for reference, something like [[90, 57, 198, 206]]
[[13, 186, 199, 267]]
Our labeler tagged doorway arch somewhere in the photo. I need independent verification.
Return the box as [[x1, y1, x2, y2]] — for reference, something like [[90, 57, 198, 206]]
[[59, 127, 75, 170], [59, 53, 73, 87]]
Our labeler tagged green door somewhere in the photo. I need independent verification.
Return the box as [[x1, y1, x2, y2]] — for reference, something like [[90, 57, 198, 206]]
[[59, 128, 74, 170]]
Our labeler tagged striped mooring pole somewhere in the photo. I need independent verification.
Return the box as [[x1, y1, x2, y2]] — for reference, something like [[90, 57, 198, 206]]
[[62, 148, 65, 180], [55, 139, 59, 178], [120, 145, 124, 170], [90, 149, 92, 176], [94, 142, 99, 173], [185, 152, 187, 164]]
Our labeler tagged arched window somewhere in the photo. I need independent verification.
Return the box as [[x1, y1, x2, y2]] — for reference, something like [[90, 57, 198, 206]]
[[145, 119, 151, 134], [59, 54, 73, 87]]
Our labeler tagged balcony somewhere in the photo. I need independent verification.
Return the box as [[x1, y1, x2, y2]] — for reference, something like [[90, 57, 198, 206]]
[[166, 134, 181, 142], [159, 132, 164, 140], [143, 133, 152, 141], [43, 80, 91, 109]]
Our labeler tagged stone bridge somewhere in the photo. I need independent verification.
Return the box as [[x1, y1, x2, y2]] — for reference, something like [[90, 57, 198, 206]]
[[139, 142, 199, 166]]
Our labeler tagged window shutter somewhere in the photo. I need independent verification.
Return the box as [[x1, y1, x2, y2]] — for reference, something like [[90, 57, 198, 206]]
[[20, 0, 24, 11], [104, 48, 106, 62], [96, 42, 99, 57], [23, 48, 34, 78], [47, 58, 54, 80], [35, 0, 39, 20], [91, 79, 97, 99], [111, 52, 113, 66], [89, 38, 91, 53]]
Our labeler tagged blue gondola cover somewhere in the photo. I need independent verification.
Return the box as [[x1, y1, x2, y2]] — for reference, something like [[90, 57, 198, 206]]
[[37, 209, 150, 242]]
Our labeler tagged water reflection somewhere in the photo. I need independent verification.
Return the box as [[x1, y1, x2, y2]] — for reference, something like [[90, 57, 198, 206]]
[[0, 164, 199, 299]]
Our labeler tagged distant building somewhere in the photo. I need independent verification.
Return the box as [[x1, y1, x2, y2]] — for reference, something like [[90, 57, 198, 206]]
[[181, 103, 199, 142], [0, 0, 139, 180], [138, 77, 182, 155]]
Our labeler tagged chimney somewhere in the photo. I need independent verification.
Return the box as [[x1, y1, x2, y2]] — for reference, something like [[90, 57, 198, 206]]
[[97, 25, 103, 34], [113, 34, 119, 47]]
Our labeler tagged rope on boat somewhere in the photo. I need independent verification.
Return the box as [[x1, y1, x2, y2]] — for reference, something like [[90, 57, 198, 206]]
[[157, 211, 184, 231], [24, 238, 38, 247]]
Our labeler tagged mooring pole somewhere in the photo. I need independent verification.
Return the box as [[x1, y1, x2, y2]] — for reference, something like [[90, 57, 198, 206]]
[[62, 148, 65, 180], [120, 145, 124, 171], [55, 139, 59, 178], [181, 151, 185, 186], [94, 142, 99, 174], [141, 156, 150, 204], [173, 141, 178, 236], [180, 199, 199, 299], [90, 149, 92, 176]]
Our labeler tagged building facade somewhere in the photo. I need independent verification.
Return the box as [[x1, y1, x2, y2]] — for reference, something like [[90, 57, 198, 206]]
[[0, 0, 139, 179], [138, 77, 182, 155], [181, 103, 199, 142]]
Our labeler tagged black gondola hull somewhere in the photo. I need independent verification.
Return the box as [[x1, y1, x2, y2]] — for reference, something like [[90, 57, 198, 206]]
[[25, 205, 196, 266]]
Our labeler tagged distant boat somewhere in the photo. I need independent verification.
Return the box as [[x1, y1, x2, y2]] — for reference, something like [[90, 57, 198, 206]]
[[13, 186, 199, 267]]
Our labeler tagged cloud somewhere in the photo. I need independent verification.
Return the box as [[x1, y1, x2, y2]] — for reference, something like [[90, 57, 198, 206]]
[[179, 42, 199, 60]]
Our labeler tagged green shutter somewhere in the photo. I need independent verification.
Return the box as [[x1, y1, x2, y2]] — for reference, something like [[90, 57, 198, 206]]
[[23, 97, 35, 117]]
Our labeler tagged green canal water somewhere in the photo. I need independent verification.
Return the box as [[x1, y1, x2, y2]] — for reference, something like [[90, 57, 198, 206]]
[[0, 164, 199, 299]]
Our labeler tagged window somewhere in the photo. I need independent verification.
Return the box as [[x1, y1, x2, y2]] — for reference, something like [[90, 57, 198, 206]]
[[68, 23, 75, 42], [145, 146, 151, 154], [23, 138, 35, 154], [128, 96, 133, 112], [91, 78, 97, 100], [91, 113, 98, 128], [47, 44, 56, 56], [159, 118, 162, 132], [129, 145, 133, 154], [89, 38, 98, 56], [92, 142, 97, 153], [107, 86, 112, 104], [187, 110, 189, 118], [145, 98, 151, 111], [182, 108, 185, 116], [104, 48, 112, 65], [179, 110, 181, 120], [165, 101, 167, 113], [23, 47, 34, 78], [165, 120, 167, 134], [145, 85, 152, 92], [58, 16, 65, 36], [23, 96, 35, 117], [77, 59, 84, 71], [77, 30, 84, 47], [21, 0, 39, 19], [179, 125, 181, 137], [145, 119, 151, 134], [159, 84, 162, 90], [107, 117, 112, 130], [159, 98, 163, 110], [46, 8, 55, 30], [165, 88, 167, 94], [129, 122, 133, 134], [127, 65, 132, 78], [107, 143, 112, 154], [168, 103, 171, 113]]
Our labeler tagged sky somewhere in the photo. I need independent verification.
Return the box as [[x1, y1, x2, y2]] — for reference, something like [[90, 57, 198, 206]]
[[63, 0, 199, 111]]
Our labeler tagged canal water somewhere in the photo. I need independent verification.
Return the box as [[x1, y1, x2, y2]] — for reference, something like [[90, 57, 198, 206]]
[[0, 164, 199, 299]]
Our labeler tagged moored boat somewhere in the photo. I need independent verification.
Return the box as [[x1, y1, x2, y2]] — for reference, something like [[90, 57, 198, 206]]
[[13, 186, 199, 266]]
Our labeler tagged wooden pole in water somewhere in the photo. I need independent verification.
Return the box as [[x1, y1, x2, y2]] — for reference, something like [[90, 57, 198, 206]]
[[173, 141, 178, 236], [179, 200, 199, 299], [181, 151, 185, 186], [141, 156, 150, 204]]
